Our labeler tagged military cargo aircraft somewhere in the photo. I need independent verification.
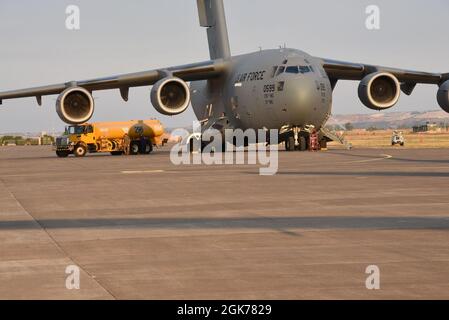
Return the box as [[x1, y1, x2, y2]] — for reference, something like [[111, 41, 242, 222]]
[[1, 0, 448, 151]]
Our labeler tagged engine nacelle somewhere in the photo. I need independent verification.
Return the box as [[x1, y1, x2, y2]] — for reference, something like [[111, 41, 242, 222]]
[[437, 80, 449, 113], [151, 77, 190, 115], [56, 87, 94, 124], [358, 72, 401, 110]]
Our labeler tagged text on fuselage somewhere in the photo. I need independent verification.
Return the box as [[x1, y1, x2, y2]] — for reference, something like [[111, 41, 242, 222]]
[[235, 70, 267, 83]]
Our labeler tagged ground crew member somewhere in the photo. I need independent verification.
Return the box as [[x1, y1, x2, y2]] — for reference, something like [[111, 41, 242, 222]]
[[123, 134, 131, 155]]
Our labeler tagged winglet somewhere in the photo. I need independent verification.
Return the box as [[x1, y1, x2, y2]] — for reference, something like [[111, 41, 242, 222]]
[[443, 73, 449, 82], [36, 96, 42, 106], [0, 99, 2, 105], [438, 73, 449, 86]]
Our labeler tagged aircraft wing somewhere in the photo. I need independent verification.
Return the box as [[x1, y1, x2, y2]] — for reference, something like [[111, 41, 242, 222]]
[[321, 58, 449, 93], [0, 59, 226, 105]]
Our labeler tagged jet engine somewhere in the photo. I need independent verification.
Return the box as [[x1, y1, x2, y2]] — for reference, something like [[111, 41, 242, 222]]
[[358, 72, 401, 110], [437, 80, 449, 113], [151, 77, 190, 115], [56, 87, 95, 124]]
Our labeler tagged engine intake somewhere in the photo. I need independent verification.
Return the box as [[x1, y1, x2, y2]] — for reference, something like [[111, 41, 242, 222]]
[[437, 80, 449, 113], [56, 87, 94, 124], [151, 77, 190, 115], [358, 72, 400, 110]]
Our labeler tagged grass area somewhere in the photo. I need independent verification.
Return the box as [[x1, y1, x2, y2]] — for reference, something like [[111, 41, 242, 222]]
[[329, 130, 449, 149]]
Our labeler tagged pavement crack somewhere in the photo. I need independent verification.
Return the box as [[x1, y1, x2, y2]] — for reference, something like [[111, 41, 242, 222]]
[[0, 178, 117, 300]]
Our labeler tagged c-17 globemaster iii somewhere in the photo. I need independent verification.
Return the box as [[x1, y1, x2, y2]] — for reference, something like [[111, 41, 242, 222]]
[[0, 0, 448, 151]]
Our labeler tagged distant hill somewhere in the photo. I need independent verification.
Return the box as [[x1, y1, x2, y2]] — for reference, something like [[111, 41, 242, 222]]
[[327, 110, 449, 129], [0, 131, 63, 137], [3, 110, 449, 135]]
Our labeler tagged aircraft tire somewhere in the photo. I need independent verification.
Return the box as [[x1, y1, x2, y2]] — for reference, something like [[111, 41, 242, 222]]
[[285, 136, 295, 151], [299, 136, 307, 151]]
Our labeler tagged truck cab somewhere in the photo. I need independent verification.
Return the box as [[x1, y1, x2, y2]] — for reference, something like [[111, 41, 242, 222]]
[[55, 124, 95, 157]]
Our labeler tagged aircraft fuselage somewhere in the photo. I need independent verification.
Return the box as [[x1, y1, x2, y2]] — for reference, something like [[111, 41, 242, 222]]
[[191, 48, 333, 131]]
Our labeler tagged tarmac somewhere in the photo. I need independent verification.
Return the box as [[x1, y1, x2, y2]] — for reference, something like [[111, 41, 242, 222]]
[[1, 145, 449, 299]]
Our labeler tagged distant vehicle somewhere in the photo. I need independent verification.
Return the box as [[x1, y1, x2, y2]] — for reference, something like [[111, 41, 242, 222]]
[[55, 120, 166, 158], [391, 131, 405, 146]]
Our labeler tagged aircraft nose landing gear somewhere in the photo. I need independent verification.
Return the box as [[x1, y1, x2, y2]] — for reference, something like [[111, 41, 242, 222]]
[[281, 126, 308, 151]]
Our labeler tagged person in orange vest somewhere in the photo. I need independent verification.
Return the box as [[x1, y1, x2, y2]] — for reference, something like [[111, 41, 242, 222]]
[[309, 129, 320, 151]]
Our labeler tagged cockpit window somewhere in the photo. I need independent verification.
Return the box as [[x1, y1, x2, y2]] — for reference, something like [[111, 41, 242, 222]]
[[272, 65, 314, 77], [285, 66, 300, 74], [275, 66, 285, 77], [270, 66, 278, 78], [299, 66, 311, 74]]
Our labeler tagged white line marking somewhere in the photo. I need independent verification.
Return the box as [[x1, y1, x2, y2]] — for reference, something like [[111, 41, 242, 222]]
[[121, 170, 165, 174], [347, 154, 393, 164]]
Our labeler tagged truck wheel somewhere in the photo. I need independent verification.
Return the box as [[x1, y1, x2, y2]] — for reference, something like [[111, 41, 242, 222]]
[[56, 150, 69, 158], [137, 141, 150, 154], [74, 144, 87, 157], [130, 142, 140, 155], [144, 143, 153, 154], [299, 136, 307, 151], [285, 136, 295, 151]]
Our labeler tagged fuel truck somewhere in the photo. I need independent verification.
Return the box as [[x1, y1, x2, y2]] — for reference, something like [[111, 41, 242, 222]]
[[55, 120, 166, 157]]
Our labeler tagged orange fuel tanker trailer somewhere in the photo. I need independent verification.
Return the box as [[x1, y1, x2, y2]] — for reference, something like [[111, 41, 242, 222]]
[[55, 120, 167, 157]]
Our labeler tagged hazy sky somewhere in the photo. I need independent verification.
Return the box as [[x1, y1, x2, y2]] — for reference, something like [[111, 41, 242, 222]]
[[0, 0, 448, 133]]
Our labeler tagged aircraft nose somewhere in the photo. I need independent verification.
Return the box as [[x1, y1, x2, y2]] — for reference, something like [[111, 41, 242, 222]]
[[286, 76, 322, 125]]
